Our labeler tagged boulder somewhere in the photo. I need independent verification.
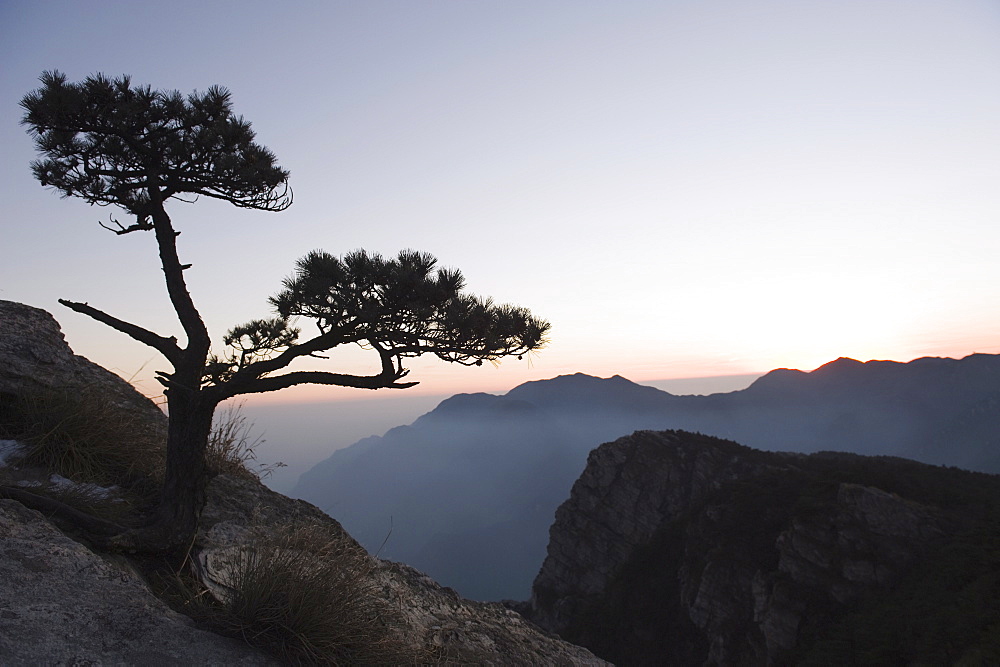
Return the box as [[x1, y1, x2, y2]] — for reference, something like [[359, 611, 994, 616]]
[[0, 499, 275, 665], [0, 299, 166, 440]]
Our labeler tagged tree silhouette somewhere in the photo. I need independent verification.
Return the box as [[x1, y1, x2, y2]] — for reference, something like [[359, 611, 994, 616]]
[[18, 71, 549, 552]]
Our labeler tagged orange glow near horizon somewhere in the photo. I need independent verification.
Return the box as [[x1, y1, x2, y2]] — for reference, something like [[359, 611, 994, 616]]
[[214, 336, 1000, 407]]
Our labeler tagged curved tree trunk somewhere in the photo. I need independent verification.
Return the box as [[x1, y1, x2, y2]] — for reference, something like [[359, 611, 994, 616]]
[[139, 194, 218, 552]]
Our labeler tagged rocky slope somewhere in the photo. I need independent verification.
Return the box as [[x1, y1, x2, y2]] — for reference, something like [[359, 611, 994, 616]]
[[524, 430, 1000, 665], [0, 300, 605, 665], [199, 474, 606, 664], [294, 357, 1000, 600], [0, 497, 277, 665], [0, 300, 167, 444]]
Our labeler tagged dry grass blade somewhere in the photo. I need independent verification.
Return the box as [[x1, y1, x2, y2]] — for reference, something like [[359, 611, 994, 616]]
[[206, 401, 284, 480]]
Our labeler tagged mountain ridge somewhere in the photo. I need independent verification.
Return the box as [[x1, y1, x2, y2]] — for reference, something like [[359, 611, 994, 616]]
[[293, 351, 1000, 600]]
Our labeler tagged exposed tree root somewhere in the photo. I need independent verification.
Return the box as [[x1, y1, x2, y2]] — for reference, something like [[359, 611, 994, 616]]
[[0, 484, 126, 538]]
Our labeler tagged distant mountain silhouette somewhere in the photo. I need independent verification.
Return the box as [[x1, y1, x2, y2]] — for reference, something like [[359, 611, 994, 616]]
[[292, 353, 1000, 600]]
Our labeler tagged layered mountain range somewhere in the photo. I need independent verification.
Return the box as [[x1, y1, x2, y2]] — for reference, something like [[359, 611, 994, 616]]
[[293, 354, 1000, 600]]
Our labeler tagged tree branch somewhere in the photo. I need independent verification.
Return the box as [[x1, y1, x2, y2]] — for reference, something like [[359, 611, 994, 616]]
[[217, 335, 412, 399], [217, 370, 418, 399], [58, 299, 182, 365], [225, 329, 349, 384]]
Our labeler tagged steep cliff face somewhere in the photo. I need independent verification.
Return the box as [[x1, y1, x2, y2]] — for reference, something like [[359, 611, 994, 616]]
[[529, 431, 769, 628], [527, 430, 1000, 665]]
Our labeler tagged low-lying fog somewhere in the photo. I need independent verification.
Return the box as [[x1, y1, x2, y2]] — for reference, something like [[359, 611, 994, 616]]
[[241, 373, 761, 493]]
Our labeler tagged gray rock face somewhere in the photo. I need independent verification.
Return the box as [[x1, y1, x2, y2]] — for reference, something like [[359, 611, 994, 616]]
[[529, 431, 767, 632], [0, 499, 276, 666], [527, 430, 975, 665], [0, 299, 166, 438]]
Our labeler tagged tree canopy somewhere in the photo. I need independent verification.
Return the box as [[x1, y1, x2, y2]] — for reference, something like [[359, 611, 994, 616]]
[[208, 249, 549, 400], [21, 71, 290, 231]]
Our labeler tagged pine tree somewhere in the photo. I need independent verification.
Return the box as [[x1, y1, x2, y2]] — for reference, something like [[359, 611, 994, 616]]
[[18, 71, 549, 552]]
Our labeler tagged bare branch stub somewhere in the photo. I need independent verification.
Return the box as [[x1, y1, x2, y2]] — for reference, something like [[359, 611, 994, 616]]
[[98, 214, 153, 235]]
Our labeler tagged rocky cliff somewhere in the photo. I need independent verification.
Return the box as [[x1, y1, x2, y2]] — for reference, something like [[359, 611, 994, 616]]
[[0, 300, 605, 665], [525, 430, 1000, 665]]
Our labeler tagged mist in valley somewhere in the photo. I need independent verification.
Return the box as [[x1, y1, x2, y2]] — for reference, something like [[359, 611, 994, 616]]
[[239, 393, 446, 494], [242, 373, 762, 494], [286, 355, 1000, 600]]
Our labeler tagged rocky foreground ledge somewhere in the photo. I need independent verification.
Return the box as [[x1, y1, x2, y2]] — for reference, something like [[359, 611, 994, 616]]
[[0, 300, 606, 665], [1, 471, 607, 664]]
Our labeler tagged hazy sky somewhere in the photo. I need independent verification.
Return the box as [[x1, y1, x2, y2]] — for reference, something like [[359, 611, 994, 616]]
[[2, 0, 999, 407]]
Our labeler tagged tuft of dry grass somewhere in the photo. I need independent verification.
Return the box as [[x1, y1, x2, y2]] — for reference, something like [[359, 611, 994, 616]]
[[204, 522, 413, 665], [6, 392, 281, 489], [8, 388, 165, 490], [206, 401, 284, 481]]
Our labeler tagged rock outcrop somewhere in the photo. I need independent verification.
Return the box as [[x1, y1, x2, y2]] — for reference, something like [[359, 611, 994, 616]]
[[198, 474, 607, 665], [1, 466, 606, 664], [0, 299, 164, 412], [0, 299, 166, 441], [0, 301, 605, 665], [528, 431, 770, 633], [525, 430, 1000, 665]]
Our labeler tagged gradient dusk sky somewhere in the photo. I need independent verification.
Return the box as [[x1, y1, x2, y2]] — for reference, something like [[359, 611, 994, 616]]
[[2, 0, 999, 405]]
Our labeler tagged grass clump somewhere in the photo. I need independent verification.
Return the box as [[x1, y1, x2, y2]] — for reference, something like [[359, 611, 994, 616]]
[[4, 391, 280, 487], [206, 522, 412, 665], [206, 401, 284, 481], [4, 388, 165, 490], [1, 390, 283, 525]]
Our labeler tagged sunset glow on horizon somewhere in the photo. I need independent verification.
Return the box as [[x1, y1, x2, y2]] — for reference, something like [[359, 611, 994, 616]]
[[2, 1, 998, 409]]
